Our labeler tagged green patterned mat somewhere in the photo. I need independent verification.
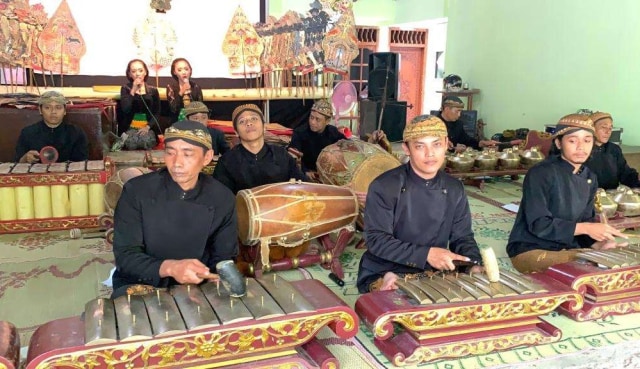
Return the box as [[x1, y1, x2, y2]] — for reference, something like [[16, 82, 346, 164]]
[[2, 180, 640, 368]]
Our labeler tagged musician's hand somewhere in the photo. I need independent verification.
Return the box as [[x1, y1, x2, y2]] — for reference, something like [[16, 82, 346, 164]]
[[591, 240, 629, 250], [20, 150, 40, 163], [136, 126, 150, 135], [576, 223, 628, 242], [479, 140, 500, 148], [179, 80, 191, 96], [198, 272, 220, 282], [454, 144, 467, 153], [468, 265, 484, 274], [369, 130, 387, 142], [305, 171, 319, 181], [160, 259, 211, 284], [509, 139, 524, 146], [380, 272, 399, 291], [427, 248, 470, 271], [131, 78, 144, 95]]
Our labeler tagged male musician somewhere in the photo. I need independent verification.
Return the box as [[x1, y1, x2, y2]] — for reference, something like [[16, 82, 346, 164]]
[[288, 99, 345, 178], [183, 101, 230, 155], [507, 114, 628, 273], [585, 111, 640, 190], [437, 96, 500, 152], [213, 104, 306, 194], [111, 120, 237, 299], [356, 114, 483, 293], [15, 91, 88, 163]]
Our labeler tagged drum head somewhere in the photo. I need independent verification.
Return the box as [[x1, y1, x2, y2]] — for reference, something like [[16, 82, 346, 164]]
[[39, 146, 59, 164], [104, 167, 150, 211]]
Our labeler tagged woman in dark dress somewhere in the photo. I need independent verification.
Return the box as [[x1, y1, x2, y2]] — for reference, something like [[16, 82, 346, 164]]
[[166, 58, 204, 123]]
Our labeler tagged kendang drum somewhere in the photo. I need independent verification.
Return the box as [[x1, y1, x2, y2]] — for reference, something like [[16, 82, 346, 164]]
[[104, 167, 150, 213], [316, 139, 401, 226], [316, 139, 401, 193], [236, 181, 358, 270], [102, 167, 150, 245]]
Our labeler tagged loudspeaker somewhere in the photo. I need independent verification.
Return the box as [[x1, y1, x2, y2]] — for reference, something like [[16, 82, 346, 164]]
[[367, 52, 399, 101], [360, 100, 407, 142]]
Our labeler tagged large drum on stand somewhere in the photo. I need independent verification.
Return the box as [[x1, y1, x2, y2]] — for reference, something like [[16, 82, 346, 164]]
[[236, 181, 358, 276], [316, 139, 401, 228]]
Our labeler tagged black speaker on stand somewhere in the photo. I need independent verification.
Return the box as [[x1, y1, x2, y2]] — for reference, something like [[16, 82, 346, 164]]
[[367, 52, 399, 101], [360, 100, 407, 142]]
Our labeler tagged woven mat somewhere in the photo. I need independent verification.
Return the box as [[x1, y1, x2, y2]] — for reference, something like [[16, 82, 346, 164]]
[[3, 180, 640, 368]]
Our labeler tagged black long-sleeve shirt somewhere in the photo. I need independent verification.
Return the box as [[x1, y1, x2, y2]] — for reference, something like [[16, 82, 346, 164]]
[[288, 124, 345, 171], [119, 83, 161, 134], [14, 120, 88, 162], [213, 143, 306, 194], [507, 155, 597, 258], [438, 112, 480, 150], [166, 80, 204, 123], [207, 127, 230, 156], [357, 164, 481, 292], [586, 142, 640, 190], [112, 169, 238, 297]]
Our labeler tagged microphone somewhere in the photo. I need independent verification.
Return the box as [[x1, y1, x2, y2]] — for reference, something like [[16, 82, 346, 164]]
[[182, 78, 191, 106]]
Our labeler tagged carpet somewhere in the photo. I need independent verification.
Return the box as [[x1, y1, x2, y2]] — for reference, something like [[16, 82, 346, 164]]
[[3, 180, 640, 369]]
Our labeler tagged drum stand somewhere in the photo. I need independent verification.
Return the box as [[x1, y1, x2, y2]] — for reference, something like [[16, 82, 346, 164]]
[[243, 227, 354, 278]]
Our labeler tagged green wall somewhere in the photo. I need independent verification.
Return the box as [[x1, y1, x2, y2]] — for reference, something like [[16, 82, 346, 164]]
[[445, 0, 640, 145], [393, 0, 446, 24], [268, 0, 396, 24]]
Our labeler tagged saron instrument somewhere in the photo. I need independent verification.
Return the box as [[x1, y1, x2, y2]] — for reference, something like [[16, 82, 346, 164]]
[[26, 277, 358, 369], [0, 159, 113, 233], [355, 270, 583, 366], [544, 245, 640, 321]]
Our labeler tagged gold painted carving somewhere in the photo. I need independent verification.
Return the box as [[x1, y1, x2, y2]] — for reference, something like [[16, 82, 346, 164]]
[[32, 312, 355, 369], [374, 294, 583, 338], [573, 269, 640, 294], [395, 331, 560, 366], [576, 300, 640, 321]]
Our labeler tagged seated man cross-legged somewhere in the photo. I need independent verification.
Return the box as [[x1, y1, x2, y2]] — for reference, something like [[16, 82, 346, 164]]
[[507, 114, 628, 274], [357, 114, 483, 293]]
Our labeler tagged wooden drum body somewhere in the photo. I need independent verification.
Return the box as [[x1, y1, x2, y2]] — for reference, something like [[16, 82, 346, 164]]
[[0, 321, 19, 369], [104, 167, 151, 213], [355, 270, 583, 366], [26, 278, 358, 369], [236, 181, 358, 247], [317, 139, 401, 194], [0, 159, 113, 233], [544, 245, 640, 321]]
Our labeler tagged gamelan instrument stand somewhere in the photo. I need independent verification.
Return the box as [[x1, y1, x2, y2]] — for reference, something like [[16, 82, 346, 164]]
[[236, 181, 359, 278], [355, 270, 583, 366], [25, 277, 359, 369], [543, 245, 640, 321], [0, 159, 114, 234]]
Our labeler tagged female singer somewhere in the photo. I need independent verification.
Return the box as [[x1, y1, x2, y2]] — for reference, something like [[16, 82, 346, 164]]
[[166, 58, 204, 123], [118, 59, 160, 149]]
